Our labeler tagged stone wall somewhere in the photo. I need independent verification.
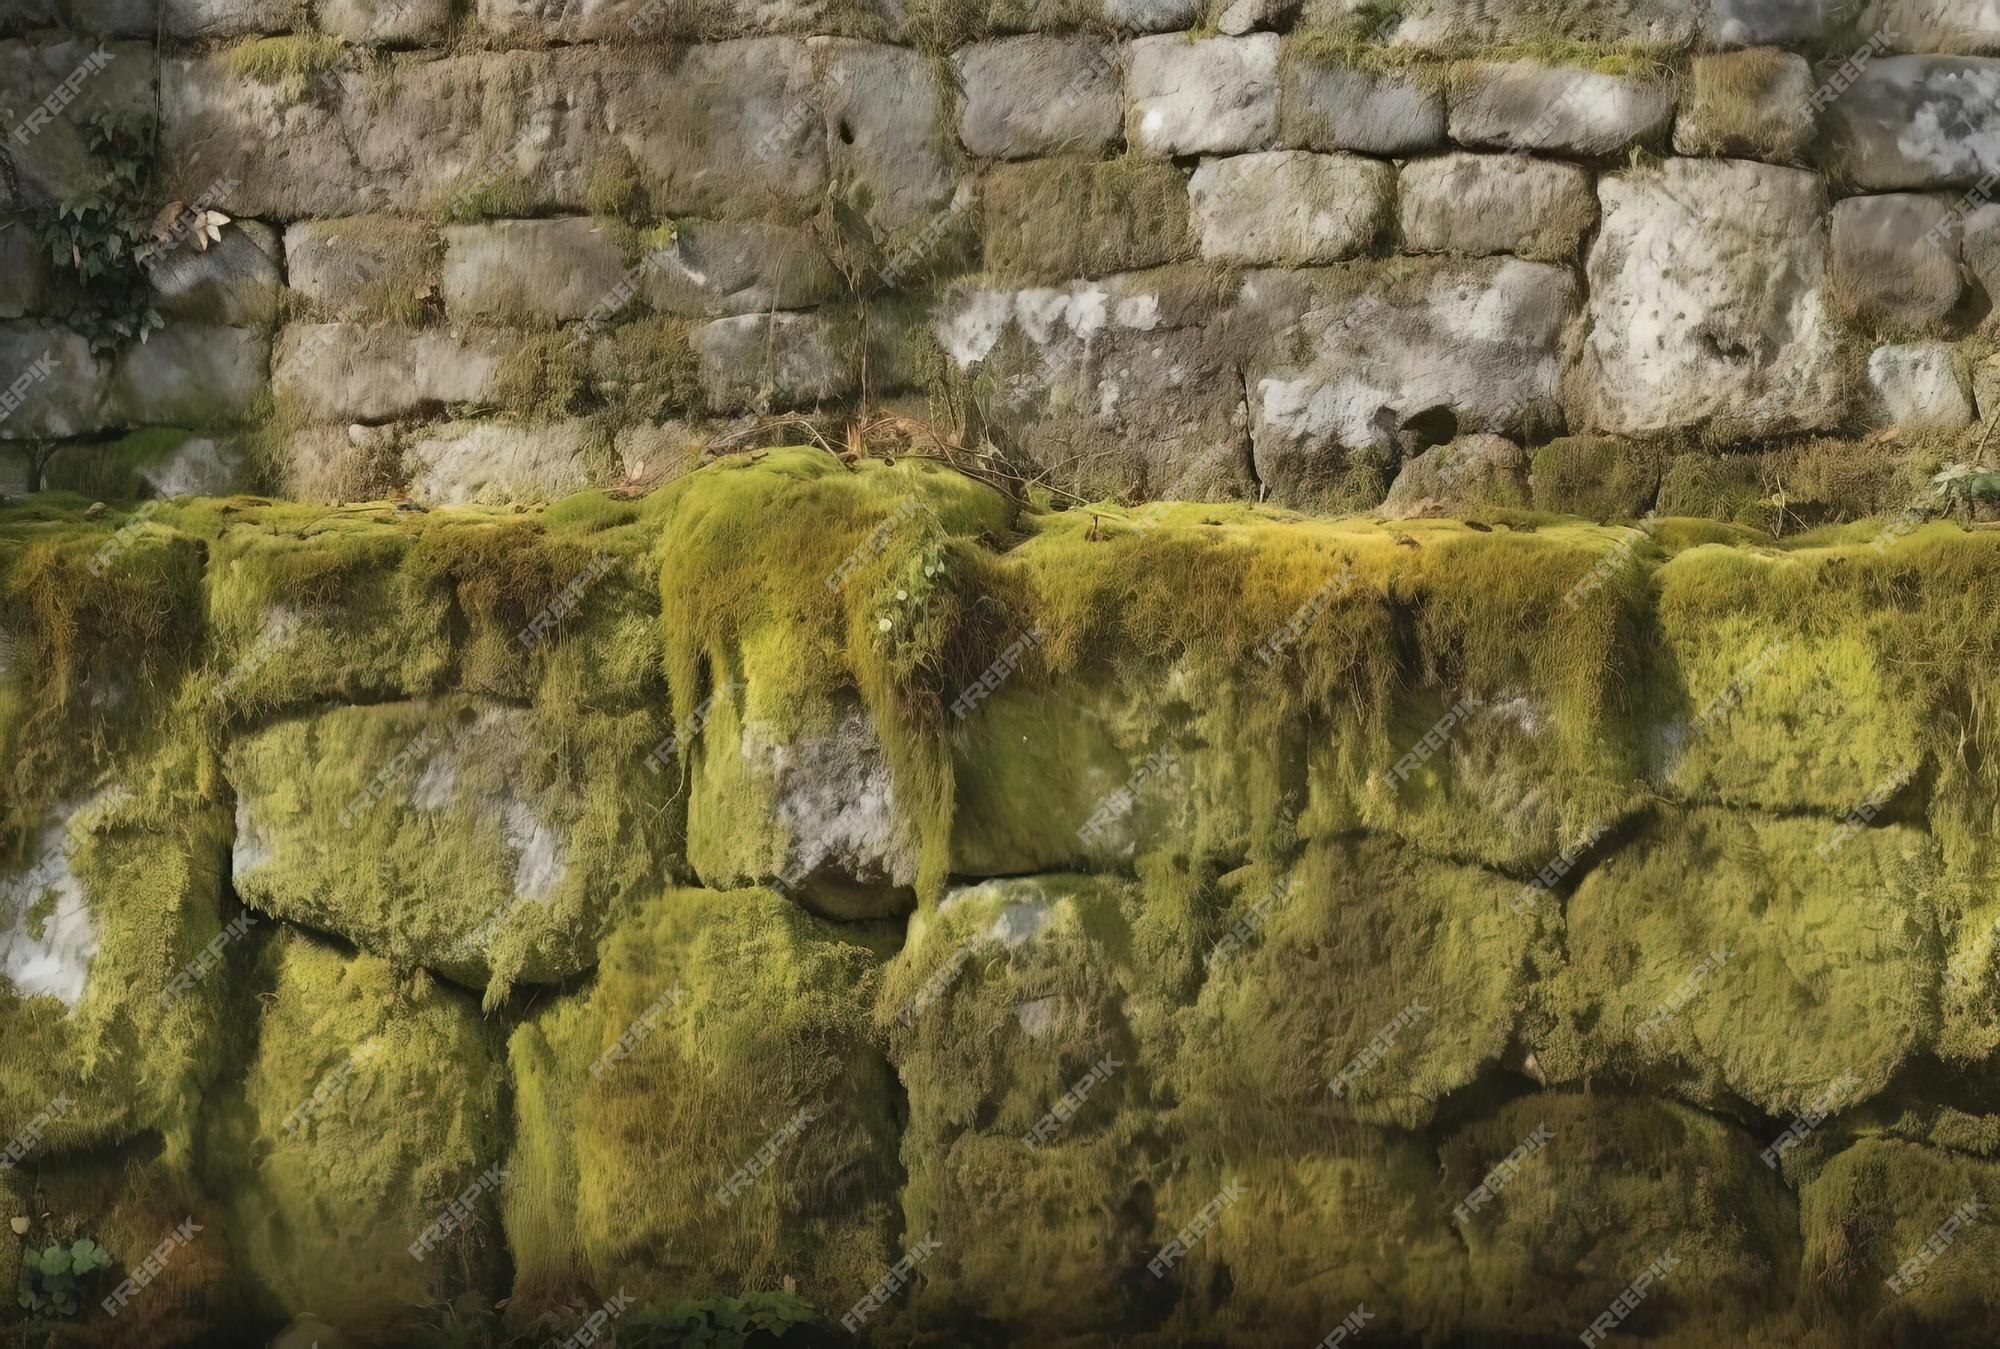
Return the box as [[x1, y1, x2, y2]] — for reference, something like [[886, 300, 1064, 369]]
[[4, 0, 2000, 516], [4, 452, 2000, 1345]]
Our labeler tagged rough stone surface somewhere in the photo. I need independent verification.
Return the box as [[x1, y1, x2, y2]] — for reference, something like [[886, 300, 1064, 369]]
[[1189, 152, 1392, 266], [1243, 257, 1578, 506], [273, 324, 512, 423], [814, 38, 959, 234], [1863, 0, 2000, 55], [164, 0, 297, 37], [0, 220, 55, 319], [0, 323, 104, 439], [981, 157, 1194, 281], [442, 218, 632, 323], [954, 36, 1120, 160], [1960, 202, 2000, 305], [404, 419, 611, 505], [1216, 0, 1294, 32], [644, 221, 843, 317], [1674, 49, 1816, 162], [1823, 55, 2000, 190], [1449, 63, 1676, 157], [1975, 353, 2000, 420], [690, 312, 857, 413], [1386, 0, 1700, 47], [142, 221, 283, 327], [1280, 59, 1447, 156], [284, 216, 438, 319], [1126, 34, 1280, 157], [1867, 342, 1975, 427], [1397, 153, 1596, 262], [1381, 434, 1529, 517], [318, 0, 452, 42], [1574, 160, 1847, 439], [106, 325, 269, 427], [1830, 194, 1963, 334], [0, 40, 156, 208], [1706, 0, 1826, 45]]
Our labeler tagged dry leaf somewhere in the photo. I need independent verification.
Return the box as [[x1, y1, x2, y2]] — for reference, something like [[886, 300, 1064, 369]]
[[151, 201, 186, 239]]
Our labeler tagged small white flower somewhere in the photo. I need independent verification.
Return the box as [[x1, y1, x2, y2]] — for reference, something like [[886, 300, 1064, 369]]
[[878, 616, 893, 632]]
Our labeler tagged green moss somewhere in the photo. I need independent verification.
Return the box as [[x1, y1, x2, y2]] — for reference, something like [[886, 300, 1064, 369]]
[[504, 886, 899, 1313], [583, 147, 649, 226], [227, 696, 675, 1006], [981, 156, 1195, 282], [203, 928, 506, 1341], [221, 34, 346, 99], [489, 332, 589, 422], [1550, 808, 1936, 1117], [591, 316, 701, 425], [434, 169, 536, 225], [1530, 435, 1662, 519], [35, 428, 238, 503], [1801, 1139, 2000, 1339]]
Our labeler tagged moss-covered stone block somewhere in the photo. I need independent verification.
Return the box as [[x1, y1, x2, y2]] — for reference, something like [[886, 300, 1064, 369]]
[[503, 886, 899, 1317], [229, 696, 675, 1002], [981, 156, 1196, 282], [1529, 435, 1662, 519], [204, 928, 507, 1343], [1553, 809, 1937, 1116], [1800, 1139, 2000, 1341], [1446, 1093, 1801, 1343]]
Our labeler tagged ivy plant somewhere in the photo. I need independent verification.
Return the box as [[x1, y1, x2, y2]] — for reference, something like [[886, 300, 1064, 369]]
[[15, 1236, 113, 1319], [39, 109, 163, 355]]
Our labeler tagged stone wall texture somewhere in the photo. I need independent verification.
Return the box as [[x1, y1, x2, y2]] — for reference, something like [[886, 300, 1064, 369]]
[[1, 0, 1999, 516]]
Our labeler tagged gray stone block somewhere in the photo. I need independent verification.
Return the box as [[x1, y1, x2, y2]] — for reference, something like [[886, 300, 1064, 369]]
[[1823, 55, 2000, 191], [954, 36, 1119, 161], [644, 221, 843, 317], [1575, 160, 1847, 440], [319, 0, 453, 43], [981, 157, 1194, 282], [273, 323, 513, 422], [442, 217, 633, 324], [1388, 0, 1700, 47], [1674, 50, 1815, 163], [0, 322, 105, 439], [1127, 33, 1280, 157], [1397, 153, 1596, 263], [1189, 151, 1392, 266], [106, 325, 269, 427], [1, 40, 155, 208], [1382, 434, 1529, 519], [1866, 342, 1974, 428], [404, 419, 611, 506], [1830, 193, 1962, 334], [1963, 203, 2000, 304], [144, 221, 284, 327], [812, 38, 959, 234], [1705, 0, 1825, 46], [1449, 63, 1675, 158], [164, 0, 298, 37], [1280, 56, 1446, 156], [285, 217, 439, 320], [690, 312, 857, 413], [0, 219, 56, 320]]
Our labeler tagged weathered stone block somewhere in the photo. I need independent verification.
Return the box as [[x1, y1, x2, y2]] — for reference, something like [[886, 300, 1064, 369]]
[[644, 221, 841, 317], [285, 216, 438, 320], [1575, 159, 1847, 439], [1279, 55, 1446, 156], [106, 324, 269, 427], [404, 419, 615, 505], [1397, 153, 1596, 262], [812, 38, 959, 234], [1244, 257, 1578, 506], [164, 0, 297, 37], [690, 312, 857, 413], [0, 322, 105, 439], [1449, 62, 1674, 157], [1705, 0, 1826, 45], [1389, 0, 1699, 46], [1824, 55, 2000, 190], [1674, 49, 1815, 162], [0, 40, 155, 207], [1955, 202, 2000, 304], [1831, 194, 1962, 334], [319, 0, 452, 42], [1867, 342, 1975, 427], [0, 219, 56, 319], [442, 217, 633, 324], [982, 157, 1193, 281], [1381, 433, 1529, 517], [1126, 33, 1280, 157], [143, 220, 283, 327], [273, 323, 511, 422], [954, 35, 1119, 160], [1863, 0, 2000, 55], [1189, 151, 1391, 265], [476, 0, 904, 40]]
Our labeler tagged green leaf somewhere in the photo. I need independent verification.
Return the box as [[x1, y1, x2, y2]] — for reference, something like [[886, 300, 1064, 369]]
[[38, 1247, 71, 1277]]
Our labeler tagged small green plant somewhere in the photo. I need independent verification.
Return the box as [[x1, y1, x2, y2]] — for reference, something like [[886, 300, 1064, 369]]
[[15, 1236, 113, 1319], [619, 1291, 829, 1347], [40, 109, 162, 354]]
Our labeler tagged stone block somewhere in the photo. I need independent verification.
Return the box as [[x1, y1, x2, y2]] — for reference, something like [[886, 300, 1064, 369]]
[[1824, 55, 2000, 191], [272, 323, 512, 422], [106, 324, 269, 426], [143, 220, 283, 326], [1397, 153, 1596, 262], [981, 157, 1193, 281], [690, 312, 857, 413], [1279, 55, 1446, 156], [643, 220, 842, 317], [1126, 33, 1280, 157], [954, 36, 1119, 160], [1867, 342, 1975, 427], [1449, 62, 1674, 157], [1831, 194, 1963, 334], [1189, 151, 1392, 265], [1674, 49, 1816, 163], [284, 216, 439, 320], [441, 217, 633, 324]]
